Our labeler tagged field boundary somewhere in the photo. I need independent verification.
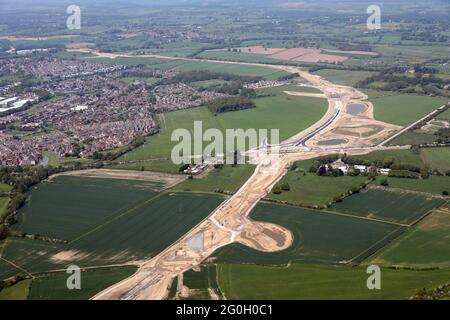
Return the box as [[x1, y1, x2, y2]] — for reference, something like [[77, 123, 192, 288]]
[[346, 226, 406, 264], [0, 256, 34, 278]]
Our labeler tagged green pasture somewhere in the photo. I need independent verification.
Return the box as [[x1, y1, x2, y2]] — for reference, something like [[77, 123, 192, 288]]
[[218, 263, 450, 300]]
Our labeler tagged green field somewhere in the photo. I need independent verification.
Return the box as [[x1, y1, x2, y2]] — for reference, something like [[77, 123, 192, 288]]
[[16, 176, 160, 240], [172, 165, 255, 193], [389, 131, 438, 146], [354, 149, 424, 167], [367, 91, 448, 126], [419, 148, 450, 172], [0, 279, 31, 300], [266, 169, 367, 207], [95, 56, 291, 80], [378, 176, 450, 195], [67, 192, 223, 264], [118, 95, 327, 165], [313, 69, 377, 86], [110, 159, 180, 174], [331, 189, 446, 224], [218, 263, 450, 300], [260, 84, 322, 95], [1, 176, 224, 278], [28, 267, 137, 300], [181, 264, 221, 300], [0, 238, 65, 279], [213, 202, 404, 265], [370, 205, 450, 268]]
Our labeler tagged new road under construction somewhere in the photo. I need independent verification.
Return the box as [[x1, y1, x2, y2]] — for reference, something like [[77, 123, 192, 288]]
[[90, 54, 406, 300]]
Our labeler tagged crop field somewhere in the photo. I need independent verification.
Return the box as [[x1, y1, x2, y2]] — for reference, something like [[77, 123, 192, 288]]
[[15, 176, 160, 240], [172, 165, 255, 193], [0, 238, 62, 279], [217, 263, 450, 300], [67, 192, 224, 264], [366, 91, 448, 126], [28, 267, 137, 300], [331, 189, 446, 224], [181, 264, 221, 300], [370, 205, 450, 268], [378, 176, 450, 195], [313, 69, 377, 86], [266, 170, 367, 206], [118, 95, 327, 164], [213, 203, 404, 265], [1, 176, 224, 278], [419, 148, 450, 172]]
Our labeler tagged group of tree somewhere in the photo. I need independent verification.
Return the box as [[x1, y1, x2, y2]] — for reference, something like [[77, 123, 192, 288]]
[[272, 182, 290, 194], [208, 96, 256, 114]]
